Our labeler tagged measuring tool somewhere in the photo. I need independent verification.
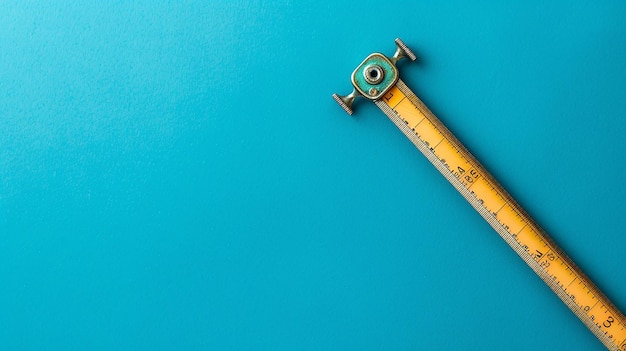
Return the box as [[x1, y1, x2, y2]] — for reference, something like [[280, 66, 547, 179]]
[[333, 38, 626, 350]]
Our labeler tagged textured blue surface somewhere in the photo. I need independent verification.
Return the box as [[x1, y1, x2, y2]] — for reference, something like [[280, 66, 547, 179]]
[[2, 1, 626, 350]]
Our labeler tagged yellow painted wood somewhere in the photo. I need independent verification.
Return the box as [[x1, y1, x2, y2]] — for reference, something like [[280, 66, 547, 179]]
[[378, 82, 626, 351]]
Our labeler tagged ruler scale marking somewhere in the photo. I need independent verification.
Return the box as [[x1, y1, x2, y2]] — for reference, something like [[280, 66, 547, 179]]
[[333, 39, 626, 350], [388, 78, 626, 350]]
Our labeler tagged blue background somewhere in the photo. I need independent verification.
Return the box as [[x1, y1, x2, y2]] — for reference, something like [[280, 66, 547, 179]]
[[2, 1, 626, 350]]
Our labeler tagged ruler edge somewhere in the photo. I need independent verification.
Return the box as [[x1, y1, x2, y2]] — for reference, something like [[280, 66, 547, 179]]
[[375, 79, 626, 350]]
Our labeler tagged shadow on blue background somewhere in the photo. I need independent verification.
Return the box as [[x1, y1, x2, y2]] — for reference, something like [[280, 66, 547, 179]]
[[1, 1, 626, 350]]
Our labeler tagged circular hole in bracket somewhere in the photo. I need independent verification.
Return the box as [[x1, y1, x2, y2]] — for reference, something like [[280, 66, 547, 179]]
[[364, 65, 384, 85]]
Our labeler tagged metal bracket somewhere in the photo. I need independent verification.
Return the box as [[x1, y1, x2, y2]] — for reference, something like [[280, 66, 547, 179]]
[[333, 38, 416, 115]]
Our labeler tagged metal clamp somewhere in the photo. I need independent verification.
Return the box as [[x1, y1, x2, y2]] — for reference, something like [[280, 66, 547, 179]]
[[333, 38, 416, 115]]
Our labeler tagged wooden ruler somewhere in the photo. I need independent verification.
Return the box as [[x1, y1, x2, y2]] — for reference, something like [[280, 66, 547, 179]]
[[333, 38, 626, 350]]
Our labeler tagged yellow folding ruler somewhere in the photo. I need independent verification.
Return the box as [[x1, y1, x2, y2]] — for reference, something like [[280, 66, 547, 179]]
[[333, 38, 626, 350]]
